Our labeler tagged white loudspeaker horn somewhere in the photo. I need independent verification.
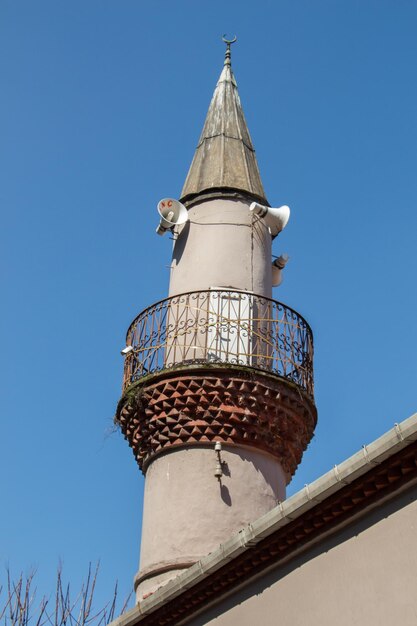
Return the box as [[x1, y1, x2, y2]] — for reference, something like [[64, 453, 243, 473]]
[[272, 254, 289, 287], [249, 202, 290, 236], [156, 198, 189, 235]]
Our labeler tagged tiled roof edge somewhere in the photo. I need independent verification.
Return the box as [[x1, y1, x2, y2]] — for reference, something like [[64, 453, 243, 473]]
[[112, 412, 417, 626]]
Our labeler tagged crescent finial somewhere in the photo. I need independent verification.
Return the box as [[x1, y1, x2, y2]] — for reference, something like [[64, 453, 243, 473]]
[[222, 34, 237, 45], [222, 35, 237, 66]]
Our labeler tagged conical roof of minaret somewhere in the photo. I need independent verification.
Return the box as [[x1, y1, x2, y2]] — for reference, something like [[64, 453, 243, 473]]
[[180, 43, 269, 206]]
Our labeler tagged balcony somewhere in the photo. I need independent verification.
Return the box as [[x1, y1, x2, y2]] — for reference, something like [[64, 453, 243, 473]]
[[122, 289, 314, 397]]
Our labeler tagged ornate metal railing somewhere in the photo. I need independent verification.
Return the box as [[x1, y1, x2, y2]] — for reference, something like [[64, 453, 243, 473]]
[[122, 290, 314, 397]]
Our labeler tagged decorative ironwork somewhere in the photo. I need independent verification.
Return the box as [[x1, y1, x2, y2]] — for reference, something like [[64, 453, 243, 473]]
[[122, 290, 314, 397]]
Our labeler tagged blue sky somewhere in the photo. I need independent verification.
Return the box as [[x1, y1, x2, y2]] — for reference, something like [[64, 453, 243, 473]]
[[1, 0, 416, 612]]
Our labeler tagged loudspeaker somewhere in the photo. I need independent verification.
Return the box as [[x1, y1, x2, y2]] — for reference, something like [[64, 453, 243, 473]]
[[156, 198, 189, 235], [272, 254, 289, 287], [249, 202, 290, 236]]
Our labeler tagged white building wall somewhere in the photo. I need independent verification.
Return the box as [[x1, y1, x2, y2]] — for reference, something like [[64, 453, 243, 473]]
[[186, 484, 417, 626]]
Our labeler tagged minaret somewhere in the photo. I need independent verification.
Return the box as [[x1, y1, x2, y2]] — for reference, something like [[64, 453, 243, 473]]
[[116, 40, 317, 602]]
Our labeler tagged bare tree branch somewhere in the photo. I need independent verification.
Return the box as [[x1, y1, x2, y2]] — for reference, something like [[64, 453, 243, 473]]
[[0, 566, 130, 626]]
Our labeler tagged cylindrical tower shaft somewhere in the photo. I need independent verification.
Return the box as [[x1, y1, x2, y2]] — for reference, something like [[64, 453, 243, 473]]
[[169, 197, 272, 298], [116, 43, 317, 602]]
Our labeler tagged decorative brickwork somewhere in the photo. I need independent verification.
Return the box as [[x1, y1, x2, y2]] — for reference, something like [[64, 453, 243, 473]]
[[116, 368, 317, 477]]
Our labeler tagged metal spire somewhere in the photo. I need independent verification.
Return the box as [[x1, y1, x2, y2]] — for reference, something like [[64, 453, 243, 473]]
[[180, 38, 268, 205]]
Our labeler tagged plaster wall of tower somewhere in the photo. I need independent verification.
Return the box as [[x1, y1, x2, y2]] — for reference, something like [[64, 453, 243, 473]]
[[169, 197, 272, 298], [136, 446, 286, 601], [142, 192, 287, 597]]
